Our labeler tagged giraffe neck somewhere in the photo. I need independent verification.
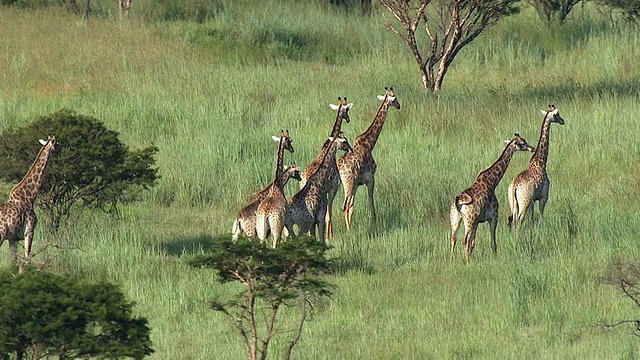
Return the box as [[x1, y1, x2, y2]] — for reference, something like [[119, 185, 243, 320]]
[[329, 104, 345, 138], [355, 97, 390, 153], [529, 115, 552, 170], [9, 144, 54, 206], [271, 138, 287, 191], [476, 144, 517, 191], [315, 104, 347, 154], [308, 139, 340, 187]]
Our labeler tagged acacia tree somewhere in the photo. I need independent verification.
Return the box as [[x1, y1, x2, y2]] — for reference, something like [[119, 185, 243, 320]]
[[379, 0, 520, 94], [0, 109, 158, 231], [189, 236, 333, 360]]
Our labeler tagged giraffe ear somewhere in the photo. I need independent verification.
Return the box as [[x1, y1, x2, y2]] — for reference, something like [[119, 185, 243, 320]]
[[328, 137, 335, 142], [540, 109, 547, 115], [344, 103, 353, 110], [377, 95, 385, 101], [39, 139, 47, 145], [504, 140, 511, 144], [329, 104, 339, 110], [272, 136, 281, 142]]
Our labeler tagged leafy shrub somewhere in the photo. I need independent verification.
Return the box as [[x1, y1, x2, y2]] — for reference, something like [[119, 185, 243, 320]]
[[0, 109, 159, 230], [0, 269, 153, 359]]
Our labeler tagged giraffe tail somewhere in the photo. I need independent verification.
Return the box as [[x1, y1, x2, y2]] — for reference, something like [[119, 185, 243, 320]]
[[507, 182, 518, 229], [455, 193, 472, 212]]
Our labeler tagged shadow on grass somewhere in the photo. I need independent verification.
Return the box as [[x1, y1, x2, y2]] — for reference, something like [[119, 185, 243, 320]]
[[330, 254, 376, 276], [159, 234, 229, 256], [515, 76, 640, 103]]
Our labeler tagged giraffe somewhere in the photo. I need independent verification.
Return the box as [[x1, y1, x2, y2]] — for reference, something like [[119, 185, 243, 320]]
[[0, 135, 58, 262], [300, 96, 353, 239], [337, 87, 400, 231], [507, 105, 565, 230], [232, 163, 301, 240], [255, 130, 296, 248], [119, 0, 133, 17], [288, 133, 351, 242], [450, 134, 534, 261]]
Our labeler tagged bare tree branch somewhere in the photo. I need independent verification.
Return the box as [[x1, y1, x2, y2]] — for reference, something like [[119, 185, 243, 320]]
[[379, 0, 520, 93]]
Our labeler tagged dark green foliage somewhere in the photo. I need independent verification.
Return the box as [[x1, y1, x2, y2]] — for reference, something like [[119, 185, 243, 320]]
[[529, 0, 582, 24], [0, 109, 158, 230], [189, 236, 334, 360], [0, 269, 153, 359], [595, 0, 640, 24]]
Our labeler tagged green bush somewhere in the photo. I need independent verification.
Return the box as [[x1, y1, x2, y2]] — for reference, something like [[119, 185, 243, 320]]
[[0, 109, 159, 230], [0, 269, 154, 359]]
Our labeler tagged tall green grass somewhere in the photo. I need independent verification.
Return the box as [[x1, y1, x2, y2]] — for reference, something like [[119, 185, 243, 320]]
[[1, 2, 640, 358]]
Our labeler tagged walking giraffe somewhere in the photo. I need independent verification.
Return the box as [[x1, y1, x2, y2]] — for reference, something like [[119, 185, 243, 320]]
[[0, 136, 58, 262], [450, 134, 534, 260], [507, 105, 565, 230], [255, 130, 296, 248], [337, 87, 400, 231], [232, 163, 301, 240], [300, 96, 352, 239], [289, 133, 351, 242]]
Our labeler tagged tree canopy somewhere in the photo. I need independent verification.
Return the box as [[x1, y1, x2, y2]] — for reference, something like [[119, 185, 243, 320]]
[[0, 109, 159, 230], [0, 269, 154, 359]]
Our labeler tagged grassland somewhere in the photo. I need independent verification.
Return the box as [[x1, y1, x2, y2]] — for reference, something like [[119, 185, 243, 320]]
[[1, 1, 640, 358]]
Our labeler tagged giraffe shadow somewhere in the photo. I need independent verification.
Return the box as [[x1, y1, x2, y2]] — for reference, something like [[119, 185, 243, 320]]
[[159, 234, 221, 256]]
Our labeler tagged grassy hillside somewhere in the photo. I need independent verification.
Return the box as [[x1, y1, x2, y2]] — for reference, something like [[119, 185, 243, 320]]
[[1, 2, 639, 358]]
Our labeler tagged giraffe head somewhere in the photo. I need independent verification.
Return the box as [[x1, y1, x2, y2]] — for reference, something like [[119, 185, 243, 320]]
[[38, 135, 59, 153], [329, 97, 353, 124], [283, 162, 302, 181], [328, 131, 352, 153], [539, 104, 565, 125], [504, 133, 535, 152], [377, 87, 401, 110], [271, 130, 294, 153]]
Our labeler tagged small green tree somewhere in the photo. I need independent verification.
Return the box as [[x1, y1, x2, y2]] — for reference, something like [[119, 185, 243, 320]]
[[0, 109, 158, 230], [0, 269, 154, 359], [188, 236, 333, 360]]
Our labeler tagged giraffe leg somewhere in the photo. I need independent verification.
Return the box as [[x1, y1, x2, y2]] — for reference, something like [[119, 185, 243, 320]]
[[270, 217, 283, 248], [326, 187, 338, 239], [256, 214, 269, 244], [538, 180, 550, 220], [489, 216, 498, 255], [232, 217, 242, 240], [367, 179, 376, 228], [9, 240, 18, 261], [449, 203, 462, 260], [463, 222, 478, 261], [515, 189, 533, 229], [23, 212, 37, 261], [317, 206, 327, 243], [343, 185, 357, 232]]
